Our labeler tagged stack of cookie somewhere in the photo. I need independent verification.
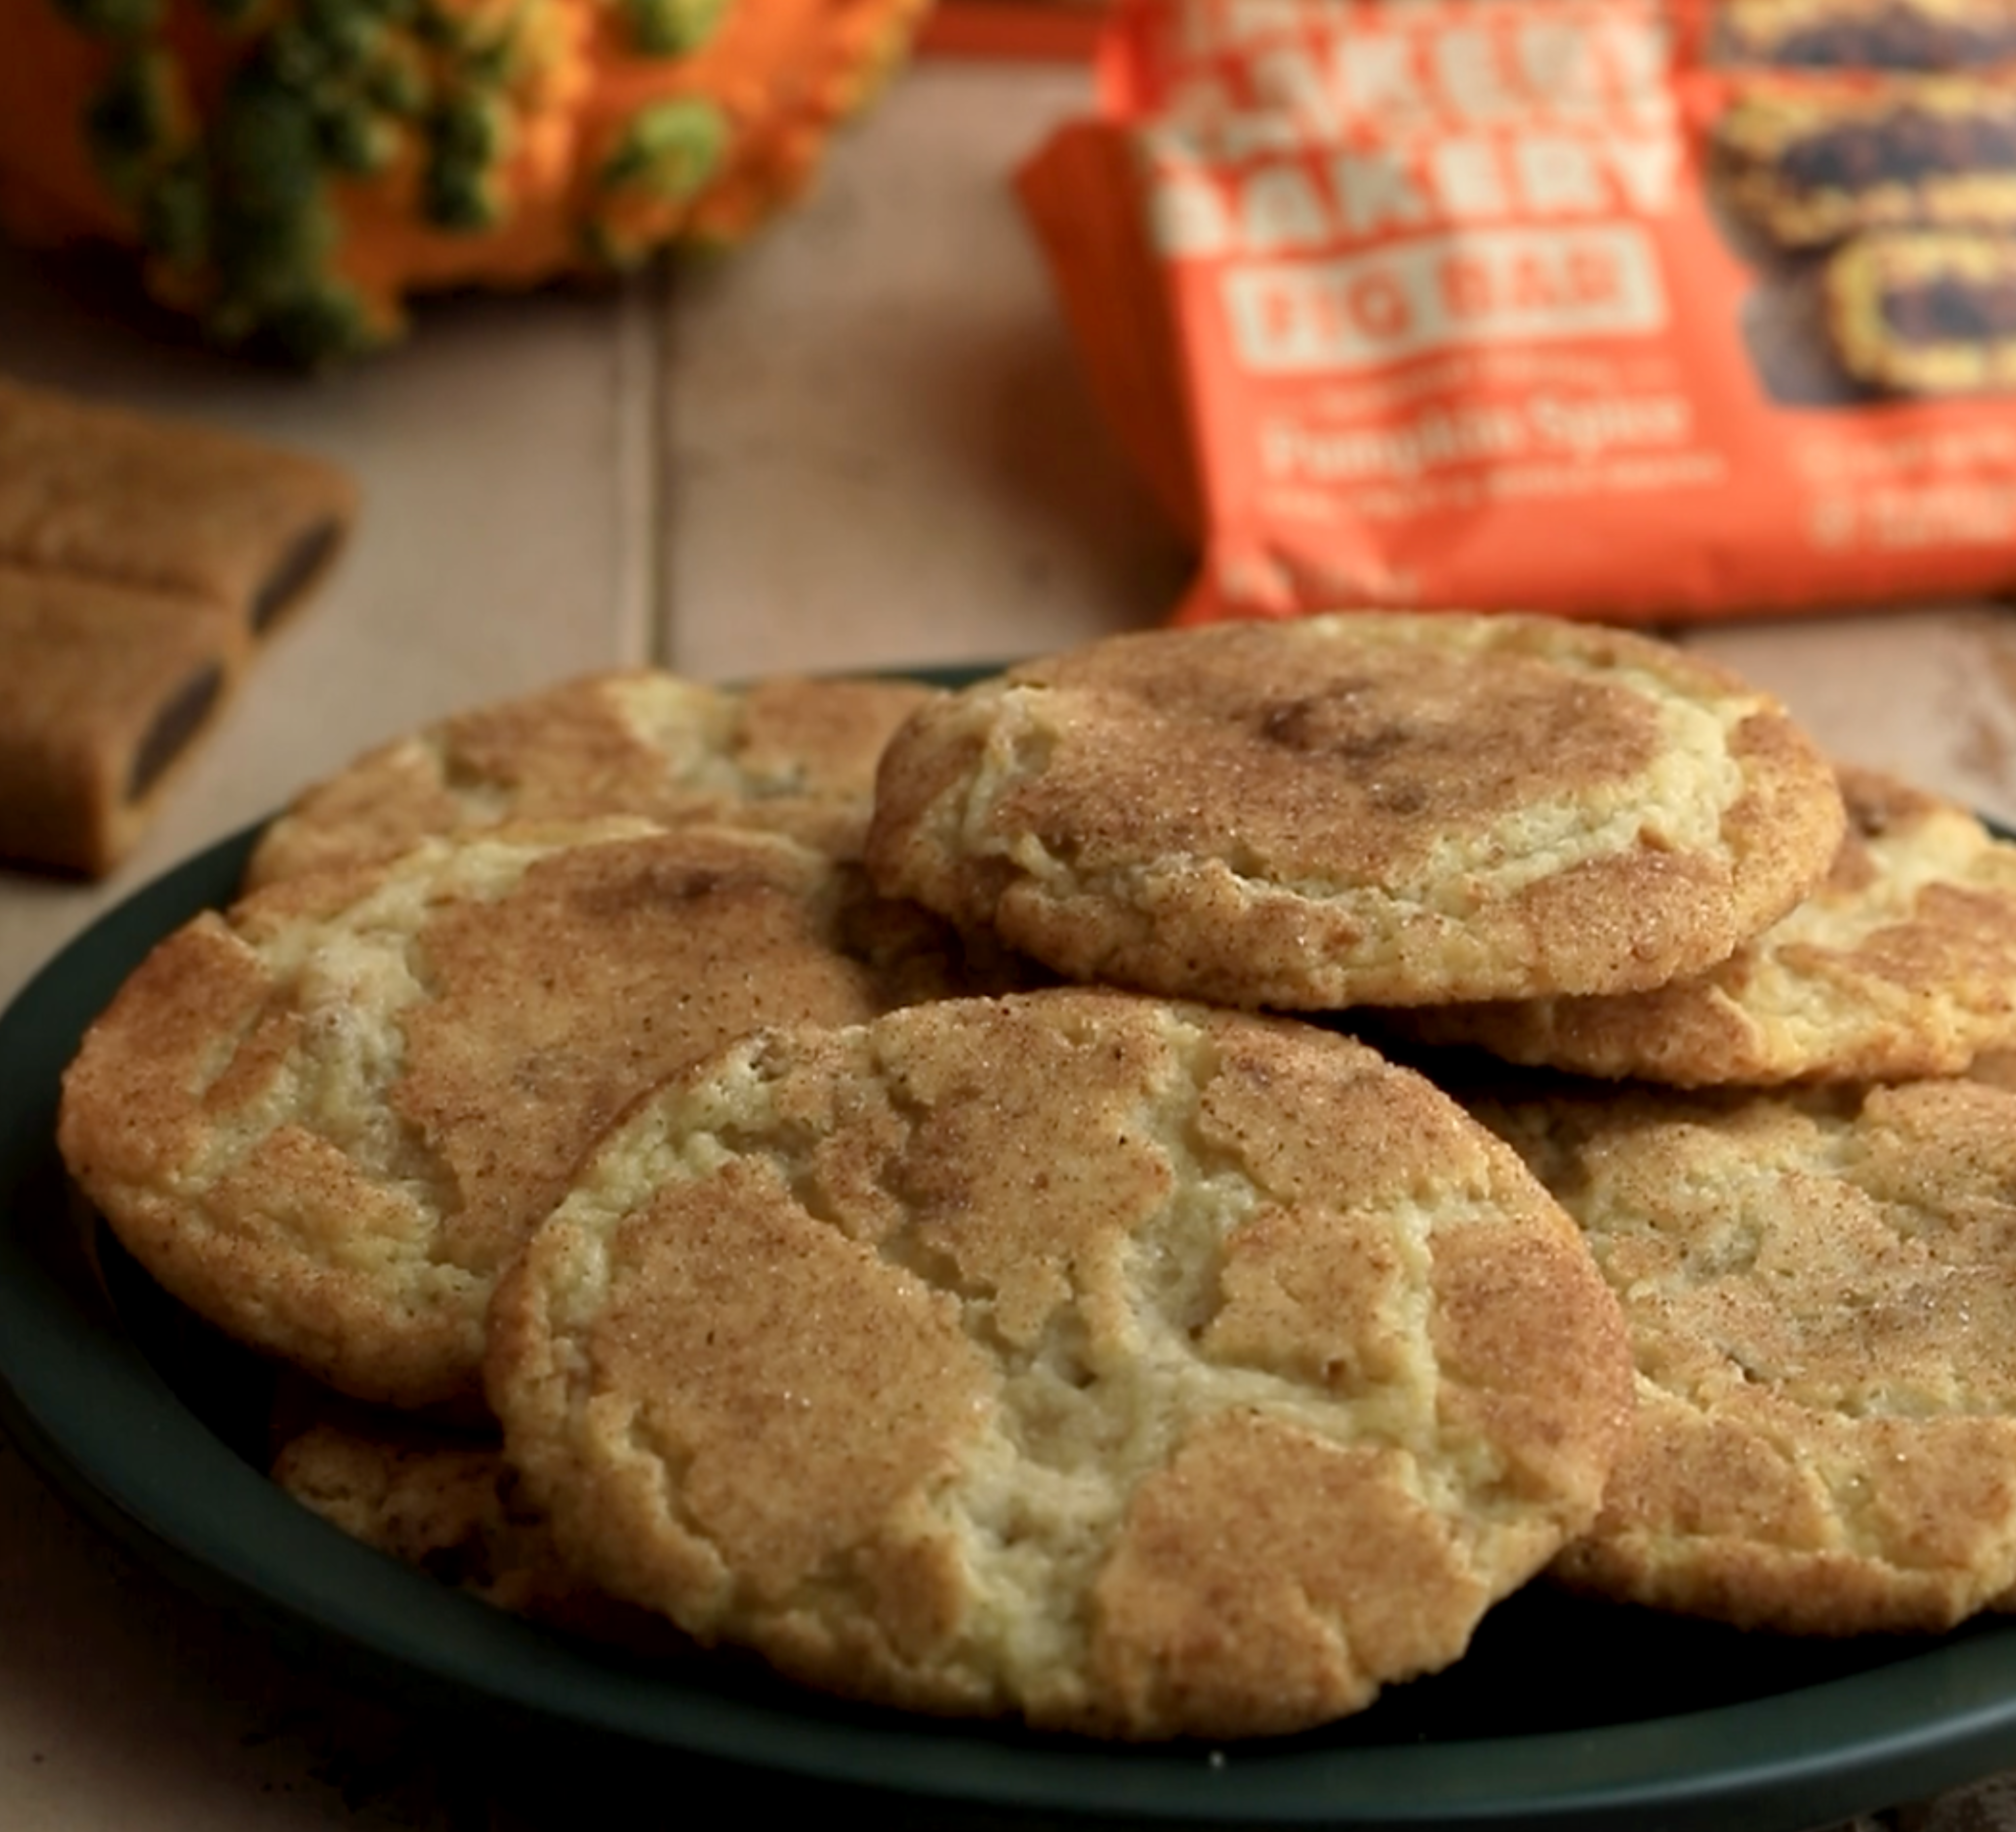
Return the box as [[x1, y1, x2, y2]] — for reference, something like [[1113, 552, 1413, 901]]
[[0, 376, 356, 874], [54, 611, 2016, 1740]]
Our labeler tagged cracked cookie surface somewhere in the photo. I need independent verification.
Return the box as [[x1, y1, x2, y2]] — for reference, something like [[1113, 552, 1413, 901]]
[[484, 988, 1634, 1738], [864, 614, 1843, 1010], [271, 1400, 689, 1653], [1475, 1076, 2016, 1633], [59, 820, 988, 1411], [1396, 766, 2016, 1084], [245, 669, 939, 889]]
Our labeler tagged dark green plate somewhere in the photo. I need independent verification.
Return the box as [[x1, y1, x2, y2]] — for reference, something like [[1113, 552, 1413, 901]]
[[9, 809, 2016, 1830]]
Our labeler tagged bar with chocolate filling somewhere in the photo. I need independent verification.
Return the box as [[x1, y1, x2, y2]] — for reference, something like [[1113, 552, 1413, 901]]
[[1721, 0, 2016, 72], [1715, 76, 2016, 248], [0, 375, 357, 635], [1825, 225, 2016, 392], [0, 566, 246, 875]]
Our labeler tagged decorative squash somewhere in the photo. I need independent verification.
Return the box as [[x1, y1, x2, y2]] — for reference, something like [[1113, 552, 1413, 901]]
[[0, 0, 930, 362]]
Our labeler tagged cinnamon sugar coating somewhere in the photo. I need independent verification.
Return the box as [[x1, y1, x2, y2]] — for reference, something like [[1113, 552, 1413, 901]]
[[59, 821, 994, 1411], [1478, 1076, 2016, 1633], [865, 614, 1843, 1011], [485, 989, 1633, 1738], [246, 670, 938, 888], [1398, 766, 2016, 1084]]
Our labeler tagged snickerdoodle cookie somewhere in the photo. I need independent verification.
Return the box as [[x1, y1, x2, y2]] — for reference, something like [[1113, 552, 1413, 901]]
[[864, 614, 1844, 1011], [484, 989, 1634, 1739], [60, 820, 993, 1412], [1397, 766, 2016, 1085], [1477, 1075, 2016, 1634], [244, 669, 938, 889], [271, 1402, 687, 1651]]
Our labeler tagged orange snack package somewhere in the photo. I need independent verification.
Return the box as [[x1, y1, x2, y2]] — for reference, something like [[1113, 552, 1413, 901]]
[[1018, 0, 2016, 625]]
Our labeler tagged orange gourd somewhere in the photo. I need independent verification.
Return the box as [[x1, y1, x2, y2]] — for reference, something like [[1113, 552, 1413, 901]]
[[0, 0, 930, 361]]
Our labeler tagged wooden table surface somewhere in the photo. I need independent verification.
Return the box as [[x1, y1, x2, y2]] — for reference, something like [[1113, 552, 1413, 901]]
[[4, 48, 2016, 1832]]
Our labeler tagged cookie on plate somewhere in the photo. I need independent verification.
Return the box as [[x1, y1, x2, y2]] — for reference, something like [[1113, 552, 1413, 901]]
[[484, 989, 1634, 1739], [1476, 1076, 2016, 1634], [60, 820, 998, 1412], [1394, 765, 2016, 1085], [866, 613, 1844, 1011], [271, 1400, 690, 1652], [244, 669, 939, 889]]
